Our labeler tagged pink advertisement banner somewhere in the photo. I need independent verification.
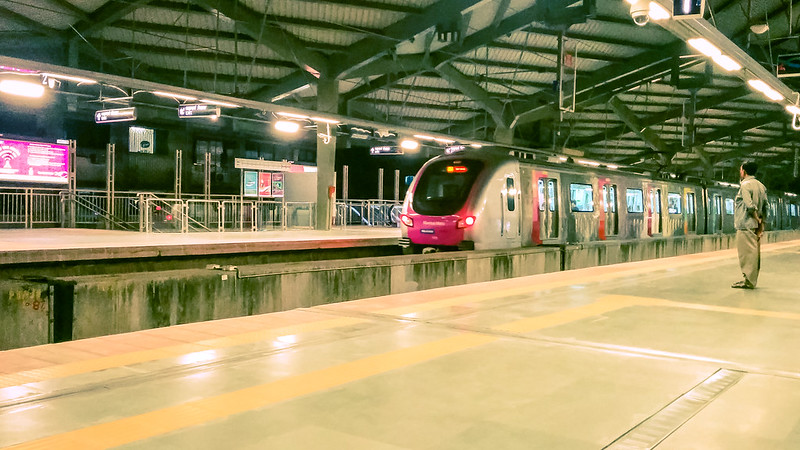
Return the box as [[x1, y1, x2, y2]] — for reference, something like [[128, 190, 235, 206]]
[[0, 139, 69, 184]]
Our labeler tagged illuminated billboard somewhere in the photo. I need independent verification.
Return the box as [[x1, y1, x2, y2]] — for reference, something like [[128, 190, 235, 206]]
[[0, 138, 69, 184]]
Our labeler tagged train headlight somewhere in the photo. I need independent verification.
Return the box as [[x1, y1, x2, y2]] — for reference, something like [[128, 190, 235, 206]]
[[400, 214, 414, 227], [457, 216, 476, 228]]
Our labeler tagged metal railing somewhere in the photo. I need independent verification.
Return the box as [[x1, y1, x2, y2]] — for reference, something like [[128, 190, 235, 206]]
[[0, 186, 393, 232], [334, 199, 402, 228]]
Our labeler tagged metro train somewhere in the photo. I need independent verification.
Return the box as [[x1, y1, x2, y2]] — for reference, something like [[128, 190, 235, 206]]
[[398, 149, 800, 253]]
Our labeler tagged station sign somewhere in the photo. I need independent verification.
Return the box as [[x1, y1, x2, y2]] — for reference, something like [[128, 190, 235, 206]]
[[370, 145, 403, 155], [95, 107, 137, 123], [178, 103, 220, 118], [234, 158, 292, 172]]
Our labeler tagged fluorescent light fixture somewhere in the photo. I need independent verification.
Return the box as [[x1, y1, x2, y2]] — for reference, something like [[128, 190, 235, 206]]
[[400, 139, 419, 150], [747, 79, 769, 92], [433, 137, 455, 144], [747, 79, 784, 101], [687, 38, 721, 57], [413, 134, 436, 141], [558, 156, 568, 162], [607, 164, 619, 169], [42, 73, 96, 84], [470, 143, 482, 148], [649, 2, 670, 20], [274, 120, 300, 133], [200, 99, 239, 108], [712, 54, 741, 71], [763, 88, 784, 101], [153, 91, 197, 101], [577, 159, 601, 167], [277, 112, 309, 119], [786, 105, 800, 115], [310, 117, 340, 124], [0, 79, 45, 98]]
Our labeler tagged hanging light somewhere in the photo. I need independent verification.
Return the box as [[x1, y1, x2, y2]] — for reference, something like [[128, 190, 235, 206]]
[[0, 79, 45, 98], [274, 120, 300, 133]]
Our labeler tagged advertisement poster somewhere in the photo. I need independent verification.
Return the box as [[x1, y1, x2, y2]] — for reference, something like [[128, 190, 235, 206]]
[[272, 172, 284, 198], [243, 171, 258, 197], [0, 139, 69, 184], [259, 172, 272, 197]]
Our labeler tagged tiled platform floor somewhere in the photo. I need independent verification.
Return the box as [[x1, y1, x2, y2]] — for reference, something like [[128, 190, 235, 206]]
[[1, 240, 799, 449]]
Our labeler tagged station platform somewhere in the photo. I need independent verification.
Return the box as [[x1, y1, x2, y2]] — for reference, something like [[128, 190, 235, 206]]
[[1, 240, 799, 449], [0, 227, 400, 265]]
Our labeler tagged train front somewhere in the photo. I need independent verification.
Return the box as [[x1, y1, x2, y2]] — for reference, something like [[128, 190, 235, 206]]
[[399, 156, 484, 253]]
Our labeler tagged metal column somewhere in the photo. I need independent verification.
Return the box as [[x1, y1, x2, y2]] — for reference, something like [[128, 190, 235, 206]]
[[105, 143, 115, 229], [174, 149, 182, 199], [378, 168, 384, 200]]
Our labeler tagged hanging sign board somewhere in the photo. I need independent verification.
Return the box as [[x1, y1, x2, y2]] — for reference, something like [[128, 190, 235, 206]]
[[370, 145, 403, 155], [178, 103, 220, 118], [95, 107, 137, 123], [0, 138, 69, 184], [235, 158, 292, 171], [243, 171, 258, 197]]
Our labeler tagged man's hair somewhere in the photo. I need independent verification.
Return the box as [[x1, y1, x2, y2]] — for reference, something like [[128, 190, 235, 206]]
[[741, 161, 758, 176]]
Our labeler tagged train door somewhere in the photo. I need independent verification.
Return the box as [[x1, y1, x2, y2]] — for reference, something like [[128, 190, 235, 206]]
[[501, 174, 520, 241], [601, 183, 619, 237], [648, 187, 662, 235], [685, 190, 696, 233], [537, 176, 560, 241]]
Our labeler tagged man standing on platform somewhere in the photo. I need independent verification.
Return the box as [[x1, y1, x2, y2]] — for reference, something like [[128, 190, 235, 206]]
[[732, 161, 768, 289]]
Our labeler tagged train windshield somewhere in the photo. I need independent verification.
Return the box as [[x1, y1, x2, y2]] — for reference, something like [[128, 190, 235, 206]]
[[412, 159, 484, 215]]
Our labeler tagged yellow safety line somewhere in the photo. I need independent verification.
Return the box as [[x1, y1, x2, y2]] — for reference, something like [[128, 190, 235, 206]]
[[0, 316, 365, 389], [10, 287, 800, 448], [604, 294, 800, 321], [6, 333, 497, 450]]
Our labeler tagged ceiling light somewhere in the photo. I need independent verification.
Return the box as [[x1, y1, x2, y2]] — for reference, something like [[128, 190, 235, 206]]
[[648, 3, 670, 20], [750, 24, 769, 35], [763, 88, 784, 101], [200, 99, 239, 108], [0, 79, 45, 98], [310, 117, 340, 124], [606, 164, 619, 169], [42, 73, 96, 84], [712, 54, 741, 71], [687, 38, 721, 57], [786, 105, 800, 115], [747, 79, 769, 92], [413, 134, 436, 141], [577, 159, 601, 167], [400, 139, 419, 150], [433, 137, 455, 144], [278, 112, 309, 119], [274, 120, 300, 133], [470, 143, 482, 148], [153, 91, 197, 101]]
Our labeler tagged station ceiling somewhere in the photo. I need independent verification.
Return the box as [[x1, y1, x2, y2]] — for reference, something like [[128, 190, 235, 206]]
[[1, 0, 800, 184]]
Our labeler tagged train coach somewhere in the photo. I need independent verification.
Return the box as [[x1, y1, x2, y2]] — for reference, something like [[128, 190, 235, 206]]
[[398, 149, 800, 253]]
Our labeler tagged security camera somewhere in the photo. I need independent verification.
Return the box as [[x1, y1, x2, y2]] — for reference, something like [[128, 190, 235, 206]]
[[630, 0, 650, 26]]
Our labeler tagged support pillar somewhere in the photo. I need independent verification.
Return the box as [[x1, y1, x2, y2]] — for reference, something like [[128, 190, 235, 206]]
[[315, 75, 338, 231]]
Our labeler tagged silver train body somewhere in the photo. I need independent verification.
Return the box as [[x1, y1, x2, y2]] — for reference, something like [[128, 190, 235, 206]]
[[399, 150, 800, 252]]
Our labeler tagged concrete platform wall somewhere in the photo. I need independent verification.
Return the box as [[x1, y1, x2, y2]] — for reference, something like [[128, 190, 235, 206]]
[[2, 230, 800, 349]]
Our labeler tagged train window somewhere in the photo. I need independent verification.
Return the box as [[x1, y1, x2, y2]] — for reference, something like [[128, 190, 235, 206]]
[[602, 185, 617, 213], [538, 179, 545, 211], [626, 189, 644, 213], [570, 183, 594, 212], [686, 193, 696, 214], [791, 204, 798, 216], [505, 177, 516, 211], [548, 179, 557, 211], [725, 198, 735, 215], [667, 193, 682, 214], [412, 159, 484, 215]]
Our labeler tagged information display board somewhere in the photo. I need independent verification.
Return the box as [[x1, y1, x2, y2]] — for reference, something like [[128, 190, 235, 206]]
[[244, 171, 258, 197], [272, 173, 284, 198], [259, 172, 272, 197], [0, 138, 69, 184]]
